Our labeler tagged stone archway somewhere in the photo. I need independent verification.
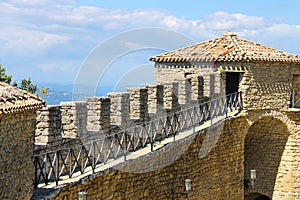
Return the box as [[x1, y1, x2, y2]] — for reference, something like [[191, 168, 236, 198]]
[[245, 192, 272, 200], [244, 117, 289, 199]]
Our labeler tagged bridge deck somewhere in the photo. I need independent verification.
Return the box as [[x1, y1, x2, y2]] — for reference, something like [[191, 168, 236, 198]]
[[36, 109, 239, 190]]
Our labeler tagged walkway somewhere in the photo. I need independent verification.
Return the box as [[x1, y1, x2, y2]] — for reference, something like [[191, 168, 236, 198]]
[[33, 92, 242, 189]]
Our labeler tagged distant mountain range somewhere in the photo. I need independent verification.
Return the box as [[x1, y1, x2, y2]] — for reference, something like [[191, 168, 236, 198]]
[[37, 83, 115, 105], [37, 83, 147, 105]]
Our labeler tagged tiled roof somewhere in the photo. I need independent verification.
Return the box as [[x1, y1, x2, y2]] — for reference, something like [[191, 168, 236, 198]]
[[0, 82, 45, 115], [150, 32, 300, 63]]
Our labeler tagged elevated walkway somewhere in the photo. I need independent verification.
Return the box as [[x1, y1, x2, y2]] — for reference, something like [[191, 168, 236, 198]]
[[33, 92, 242, 190]]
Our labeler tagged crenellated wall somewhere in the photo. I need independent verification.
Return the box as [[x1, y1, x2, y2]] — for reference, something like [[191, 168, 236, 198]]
[[33, 60, 300, 200], [35, 76, 208, 145], [154, 62, 224, 98]]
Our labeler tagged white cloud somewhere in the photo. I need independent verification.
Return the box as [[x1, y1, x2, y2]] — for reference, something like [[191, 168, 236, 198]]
[[204, 11, 266, 31], [1, 0, 300, 86], [266, 24, 300, 35], [0, 26, 69, 56]]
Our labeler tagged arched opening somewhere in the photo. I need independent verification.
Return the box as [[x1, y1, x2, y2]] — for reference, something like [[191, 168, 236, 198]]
[[245, 192, 272, 200], [244, 117, 289, 198]]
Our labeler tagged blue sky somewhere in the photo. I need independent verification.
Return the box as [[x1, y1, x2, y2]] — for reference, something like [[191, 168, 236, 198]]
[[1, 0, 300, 92]]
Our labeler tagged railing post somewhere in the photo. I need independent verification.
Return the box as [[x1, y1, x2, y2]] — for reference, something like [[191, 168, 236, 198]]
[[173, 113, 176, 142], [45, 154, 48, 185], [150, 127, 154, 152], [239, 91, 243, 110], [69, 149, 72, 177], [34, 156, 38, 189], [225, 94, 228, 117], [123, 131, 127, 161], [81, 147, 84, 173], [210, 101, 213, 126], [55, 151, 59, 186], [92, 142, 95, 173], [235, 92, 238, 110], [292, 89, 295, 108], [192, 107, 195, 134]]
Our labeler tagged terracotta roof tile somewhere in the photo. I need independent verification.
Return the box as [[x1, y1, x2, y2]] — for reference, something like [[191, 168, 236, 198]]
[[0, 82, 45, 115], [150, 32, 300, 63]]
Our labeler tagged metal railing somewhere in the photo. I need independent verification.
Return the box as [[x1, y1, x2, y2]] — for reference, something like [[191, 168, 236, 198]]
[[33, 92, 242, 188], [291, 89, 300, 108]]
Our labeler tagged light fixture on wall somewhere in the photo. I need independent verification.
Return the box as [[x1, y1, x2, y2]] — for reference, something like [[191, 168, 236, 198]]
[[250, 169, 256, 189], [185, 179, 192, 192], [78, 191, 87, 200], [171, 179, 192, 199]]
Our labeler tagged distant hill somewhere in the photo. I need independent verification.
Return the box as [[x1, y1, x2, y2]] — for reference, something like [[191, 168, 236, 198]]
[[37, 83, 115, 105], [38, 82, 153, 105]]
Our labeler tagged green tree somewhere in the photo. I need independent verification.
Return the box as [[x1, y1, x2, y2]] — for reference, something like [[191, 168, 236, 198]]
[[0, 64, 12, 84], [0, 64, 48, 95], [18, 78, 37, 94]]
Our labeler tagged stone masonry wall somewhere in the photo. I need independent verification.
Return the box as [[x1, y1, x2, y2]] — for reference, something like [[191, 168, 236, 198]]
[[243, 109, 300, 199], [144, 84, 164, 114], [154, 62, 225, 98], [0, 111, 37, 200], [108, 92, 131, 127], [244, 117, 289, 198], [60, 101, 88, 138], [86, 97, 110, 132], [35, 106, 62, 144], [239, 62, 292, 110], [38, 108, 300, 200], [32, 58, 300, 200], [127, 88, 149, 122], [178, 78, 192, 105], [35, 77, 205, 145], [50, 116, 247, 200]]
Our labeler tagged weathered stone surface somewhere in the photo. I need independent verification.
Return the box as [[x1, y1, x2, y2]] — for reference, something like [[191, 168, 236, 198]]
[[108, 92, 131, 127], [49, 117, 247, 200], [127, 88, 149, 122], [0, 111, 37, 200], [86, 97, 110, 133], [31, 60, 300, 200]]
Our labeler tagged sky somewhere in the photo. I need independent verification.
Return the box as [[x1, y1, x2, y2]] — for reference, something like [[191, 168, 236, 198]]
[[1, 0, 300, 93]]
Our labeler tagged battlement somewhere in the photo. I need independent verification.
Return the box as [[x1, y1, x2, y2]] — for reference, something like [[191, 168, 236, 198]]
[[35, 74, 223, 146]]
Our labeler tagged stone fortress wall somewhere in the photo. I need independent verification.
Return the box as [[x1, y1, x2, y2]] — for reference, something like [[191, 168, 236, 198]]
[[35, 71, 222, 148], [154, 61, 298, 110], [0, 111, 37, 200], [34, 60, 300, 200], [36, 60, 299, 149]]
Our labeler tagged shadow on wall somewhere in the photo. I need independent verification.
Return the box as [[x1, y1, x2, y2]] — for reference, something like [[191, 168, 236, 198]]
[[245, 192, 272, 200], [244, 117, 289, 198]]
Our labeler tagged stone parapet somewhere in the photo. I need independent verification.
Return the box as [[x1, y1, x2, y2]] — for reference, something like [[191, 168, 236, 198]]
[[108, 92, 131, 127], [60, 101, 87, 138], [35, 105, 62, 144], [127, 88, 149, 122], [144, 84, 164, 114], [178, 78, 192, 106], [86, 97, 110, 133]]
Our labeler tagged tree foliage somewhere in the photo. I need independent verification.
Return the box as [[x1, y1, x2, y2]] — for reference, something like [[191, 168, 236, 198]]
[[0, 64, 48, 95], [0, 64, 12, 84]]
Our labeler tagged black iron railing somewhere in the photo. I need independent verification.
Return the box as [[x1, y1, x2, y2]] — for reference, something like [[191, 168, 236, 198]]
[[291, 89, 300, 108], [33, 92, 242, 188]]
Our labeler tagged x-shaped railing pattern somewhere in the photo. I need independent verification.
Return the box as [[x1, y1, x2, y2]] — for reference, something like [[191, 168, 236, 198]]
[[34, 92, 242, 188]]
